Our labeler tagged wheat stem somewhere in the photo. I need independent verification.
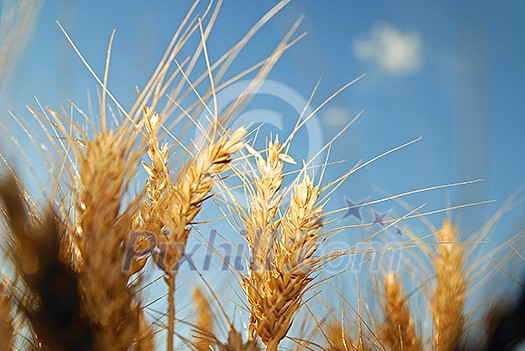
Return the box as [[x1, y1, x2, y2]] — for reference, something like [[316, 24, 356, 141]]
[[167, 272, 176, 351]]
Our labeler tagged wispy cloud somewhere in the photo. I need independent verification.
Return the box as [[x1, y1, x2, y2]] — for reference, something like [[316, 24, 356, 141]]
[[353, 22, 422, 75], [323, 106, 350, 127]]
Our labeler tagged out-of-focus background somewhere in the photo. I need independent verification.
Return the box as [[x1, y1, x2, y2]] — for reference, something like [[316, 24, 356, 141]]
[[1, 0, 524, 346]]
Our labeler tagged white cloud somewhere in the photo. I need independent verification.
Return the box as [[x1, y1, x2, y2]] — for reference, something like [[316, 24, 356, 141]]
[[353, 22, 422, 74], [323, 106, 349, 127]]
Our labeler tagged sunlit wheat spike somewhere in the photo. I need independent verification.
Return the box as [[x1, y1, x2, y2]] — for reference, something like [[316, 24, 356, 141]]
[[136, 119, 245, 351], [380, 272, 422, 351], [241, 139, 285, 275], [133, 109, 170, 235], [150, 125, 247, 273], [237, 138, 326, 351], [431, 220, 466, 351]]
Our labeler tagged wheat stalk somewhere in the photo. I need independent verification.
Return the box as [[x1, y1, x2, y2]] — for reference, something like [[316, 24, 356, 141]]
[[380, 272, 422, 351], [162, 126, 245, 351], [431, 220, 466, 351]]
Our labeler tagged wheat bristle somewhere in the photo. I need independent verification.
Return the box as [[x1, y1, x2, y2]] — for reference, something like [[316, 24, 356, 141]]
[[431, 220, 466, 351]]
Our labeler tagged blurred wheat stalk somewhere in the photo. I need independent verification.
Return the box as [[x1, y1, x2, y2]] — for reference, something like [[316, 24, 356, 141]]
[[0, 1, 524, 351]]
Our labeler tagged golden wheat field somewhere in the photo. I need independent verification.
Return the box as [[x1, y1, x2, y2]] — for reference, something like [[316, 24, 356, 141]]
[[1, 1, 524, 350]]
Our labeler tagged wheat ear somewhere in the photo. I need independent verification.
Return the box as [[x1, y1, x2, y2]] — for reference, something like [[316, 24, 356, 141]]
[[75, 129, 144, 350], [241, 140, 285, 347], [190, 287, 261, 351], [325, 322, 356, 351], [0, 282, 14, 351], [138, 121, 245, 351], [431, 220, 466, 351], [137, 307, 155, 351], [0, 178, 94, 350], [217, 327, 261, 351], [134, 108, 170, 235], [240, 139, 325, 351], [192, 287, 215, 351], [156, 125, 247, 266], [380, 272, 422, 351], [242, 140, 285, 275]]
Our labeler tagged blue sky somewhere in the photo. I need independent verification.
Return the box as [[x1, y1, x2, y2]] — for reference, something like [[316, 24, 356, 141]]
[[2, 0, 524, 226], [1, 0, 525, 347]]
